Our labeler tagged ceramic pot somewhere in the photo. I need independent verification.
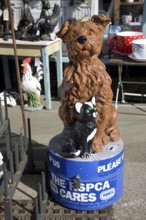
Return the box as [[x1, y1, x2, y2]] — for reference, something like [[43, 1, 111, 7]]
[[134, 15, 143, 23], [122, 15, 132, 25], [132, 39, 146, 59]]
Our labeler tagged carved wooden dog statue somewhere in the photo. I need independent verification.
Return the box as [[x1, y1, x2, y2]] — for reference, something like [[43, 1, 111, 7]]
[[57, 15, 120, 152]]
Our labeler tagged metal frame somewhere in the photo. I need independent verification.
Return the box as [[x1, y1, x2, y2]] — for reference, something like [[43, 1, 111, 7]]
[[0, 95, 48, 220], [115, 65, 146, 109], [108, 56, 146, 109], [0, 95, 28, 219]]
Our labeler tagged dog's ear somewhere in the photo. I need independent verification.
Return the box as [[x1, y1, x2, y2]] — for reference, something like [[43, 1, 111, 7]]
[[56, 21, 70, 40], [91, 15, 111, 32]]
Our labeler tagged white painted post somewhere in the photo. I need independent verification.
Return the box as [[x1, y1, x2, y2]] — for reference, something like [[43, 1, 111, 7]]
[[91, 0, 99, 16], [142, 0, 146, 37]]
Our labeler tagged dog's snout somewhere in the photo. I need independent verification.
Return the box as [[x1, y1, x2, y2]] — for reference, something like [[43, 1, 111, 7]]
[[76, 36, 87, 44]]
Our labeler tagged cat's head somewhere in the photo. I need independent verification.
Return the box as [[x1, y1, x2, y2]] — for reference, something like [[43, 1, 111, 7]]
[[75, 97, 98, 122]]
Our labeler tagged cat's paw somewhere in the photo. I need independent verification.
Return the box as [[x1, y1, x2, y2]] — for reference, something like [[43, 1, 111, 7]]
[[81, 152, 90, 159], [61, 149, 81, 158], [90, 148, 97, 155]]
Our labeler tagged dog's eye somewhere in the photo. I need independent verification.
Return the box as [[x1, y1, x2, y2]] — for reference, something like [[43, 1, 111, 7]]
[[88, 29, 94, 35], [86, 109, 90, 113], [72, 30, 79, 37]]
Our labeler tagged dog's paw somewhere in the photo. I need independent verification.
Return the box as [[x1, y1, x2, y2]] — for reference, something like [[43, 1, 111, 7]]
[[101, 133, 110, 145], [106, 125, 121, 141], [93, 132, 110, 151], [92, 136, 103, 152]]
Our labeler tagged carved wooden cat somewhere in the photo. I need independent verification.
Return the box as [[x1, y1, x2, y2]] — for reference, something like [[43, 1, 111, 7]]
[[61, 97, 98, 159]]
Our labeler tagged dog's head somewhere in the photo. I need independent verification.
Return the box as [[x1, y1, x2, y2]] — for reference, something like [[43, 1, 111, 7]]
[[57, 15, 110, 62]]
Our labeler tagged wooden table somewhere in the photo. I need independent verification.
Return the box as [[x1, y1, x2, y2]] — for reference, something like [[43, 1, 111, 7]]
[[107, 54, 146, 108], [0, 38, 63, 109]]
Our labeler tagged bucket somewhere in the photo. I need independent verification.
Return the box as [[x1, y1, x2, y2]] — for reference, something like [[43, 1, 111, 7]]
[[48, 134, 124, 210]]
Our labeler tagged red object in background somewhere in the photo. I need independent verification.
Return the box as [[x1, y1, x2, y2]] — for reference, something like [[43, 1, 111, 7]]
[[22, 57, 32, 64], [108, 31, 144, 54], [21, 57, 32, 74]]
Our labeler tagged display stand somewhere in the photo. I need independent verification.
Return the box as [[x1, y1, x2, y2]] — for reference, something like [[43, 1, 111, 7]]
[[48, 134, 124, 211]]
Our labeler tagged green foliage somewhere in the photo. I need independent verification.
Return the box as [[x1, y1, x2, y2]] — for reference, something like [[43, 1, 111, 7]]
[[27, 92, 39, 107]]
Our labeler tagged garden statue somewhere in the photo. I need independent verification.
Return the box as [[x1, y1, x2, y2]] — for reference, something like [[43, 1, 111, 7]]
[[16, 0, 62, 41], [16, 0, 36, 41], [35, 2, 62, 40], [21, 57, 43, 110], [48, 15, 124, 211], [57, 15, 120, 156], [40, 0, 52, 19], [61, 96, 98, 159]]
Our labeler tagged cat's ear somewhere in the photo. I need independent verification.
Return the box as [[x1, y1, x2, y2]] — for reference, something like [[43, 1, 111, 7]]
[[91, 96, 96, 105], [75, 102, 82, 113]]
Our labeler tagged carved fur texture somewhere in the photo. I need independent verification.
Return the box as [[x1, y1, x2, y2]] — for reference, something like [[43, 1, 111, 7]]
[[57, 15, 120, 152]]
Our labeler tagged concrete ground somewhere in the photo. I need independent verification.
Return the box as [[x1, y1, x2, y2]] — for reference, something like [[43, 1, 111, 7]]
[[4, 97, 146, 220]]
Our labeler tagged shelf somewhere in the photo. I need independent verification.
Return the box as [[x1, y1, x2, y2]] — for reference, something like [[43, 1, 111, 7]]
[[114, 0, 144, 25], [120, 2, 144, 6]]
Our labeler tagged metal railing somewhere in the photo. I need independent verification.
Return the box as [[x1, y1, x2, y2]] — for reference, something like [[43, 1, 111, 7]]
[[0, 94, 48, 220]]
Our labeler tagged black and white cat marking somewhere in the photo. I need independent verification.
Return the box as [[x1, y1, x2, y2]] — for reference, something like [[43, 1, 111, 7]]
[[61, 96, 99, 159]]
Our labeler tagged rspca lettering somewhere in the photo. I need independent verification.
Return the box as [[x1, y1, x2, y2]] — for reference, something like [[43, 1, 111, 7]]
[[50, 172, 115, 203], [48, 142, 124, 209], [49, 155, 60, 169]]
